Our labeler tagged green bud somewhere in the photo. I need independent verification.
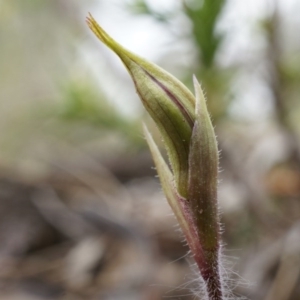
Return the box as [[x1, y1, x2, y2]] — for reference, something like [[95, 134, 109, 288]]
[[87, 14, 195, 198]]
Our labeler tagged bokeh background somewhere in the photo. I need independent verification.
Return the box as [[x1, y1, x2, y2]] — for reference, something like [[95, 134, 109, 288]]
[[1, 0, 300, 299]]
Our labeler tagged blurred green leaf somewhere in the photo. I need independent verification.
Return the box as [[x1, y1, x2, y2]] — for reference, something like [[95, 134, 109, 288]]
[[184, 0, 225, 68], [58, 80, 145, 148], [127, 0, 170, 22]]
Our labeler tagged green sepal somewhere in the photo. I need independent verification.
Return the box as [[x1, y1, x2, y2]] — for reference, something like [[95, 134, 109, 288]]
[[87, 14, 196, 197]]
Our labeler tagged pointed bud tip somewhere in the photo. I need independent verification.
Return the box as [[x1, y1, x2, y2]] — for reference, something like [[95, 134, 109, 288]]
[[86, 14, 117, 52]]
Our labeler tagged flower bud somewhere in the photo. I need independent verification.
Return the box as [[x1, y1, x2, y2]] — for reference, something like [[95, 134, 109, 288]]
[[87, 14, 195, 197]]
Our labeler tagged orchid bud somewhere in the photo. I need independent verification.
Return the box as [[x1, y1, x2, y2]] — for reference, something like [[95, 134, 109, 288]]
[[87, 14, 195, 198], [87, 14, 223, 300]]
